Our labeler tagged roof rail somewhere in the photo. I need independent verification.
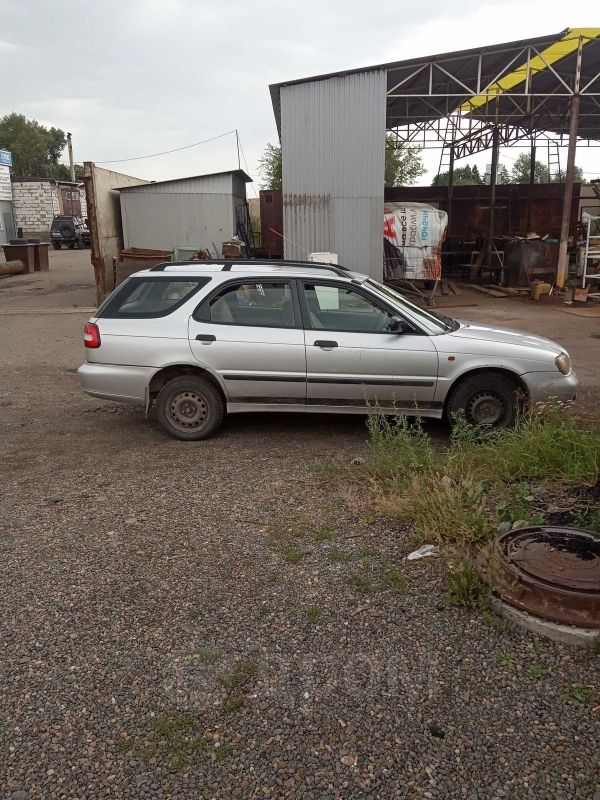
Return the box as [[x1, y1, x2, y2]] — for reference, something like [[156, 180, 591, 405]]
[[148, 258, 351, 278]]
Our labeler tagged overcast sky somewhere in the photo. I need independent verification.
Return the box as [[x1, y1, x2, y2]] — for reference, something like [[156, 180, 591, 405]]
[[1, 0, 598, 190]]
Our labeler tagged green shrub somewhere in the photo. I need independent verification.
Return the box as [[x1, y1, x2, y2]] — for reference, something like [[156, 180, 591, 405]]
[[447, 560, 491, 611]]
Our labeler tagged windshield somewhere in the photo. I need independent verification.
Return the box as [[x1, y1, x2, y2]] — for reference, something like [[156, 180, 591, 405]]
[[366, 279, 458, 335]]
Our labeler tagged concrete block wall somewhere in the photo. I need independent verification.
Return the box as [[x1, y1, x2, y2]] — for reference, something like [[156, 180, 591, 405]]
[[12, 181, 59, 240]]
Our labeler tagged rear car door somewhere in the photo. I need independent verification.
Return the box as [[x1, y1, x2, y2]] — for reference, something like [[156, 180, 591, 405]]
[[188, 278, 307, 408], [300, 280, 439, 411]]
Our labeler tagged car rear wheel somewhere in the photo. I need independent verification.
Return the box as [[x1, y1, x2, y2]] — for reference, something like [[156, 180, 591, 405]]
[[446, 373, 518, 428], [52, 241, 61, 250], [156, 375, 225, 440]]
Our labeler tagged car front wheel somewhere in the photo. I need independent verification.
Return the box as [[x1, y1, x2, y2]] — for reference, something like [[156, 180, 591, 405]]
[[446, 373, 518, 428], [155, 375, 225, 440]]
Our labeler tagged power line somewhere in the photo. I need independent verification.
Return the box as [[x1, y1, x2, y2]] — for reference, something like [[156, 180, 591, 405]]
[[236, 133, 258, 197], [96, 129, 237, 164]]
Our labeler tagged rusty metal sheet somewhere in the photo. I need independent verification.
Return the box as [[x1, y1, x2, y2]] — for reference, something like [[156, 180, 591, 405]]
[[478, 526, 600, 628]]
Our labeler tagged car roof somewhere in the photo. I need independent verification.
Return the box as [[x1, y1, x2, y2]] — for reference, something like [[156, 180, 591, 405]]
[[131, 260, 368, 282]]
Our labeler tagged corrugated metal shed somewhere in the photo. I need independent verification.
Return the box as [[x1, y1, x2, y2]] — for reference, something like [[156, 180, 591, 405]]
[[280, 71, 386, 278], [118, 170, 252, 252]]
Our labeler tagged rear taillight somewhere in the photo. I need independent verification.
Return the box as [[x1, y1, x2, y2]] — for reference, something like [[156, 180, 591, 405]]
[[84, 322, 101, 348]]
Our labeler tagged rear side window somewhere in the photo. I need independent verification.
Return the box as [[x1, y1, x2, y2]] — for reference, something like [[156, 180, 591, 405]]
[[99, 277, 210, 319]]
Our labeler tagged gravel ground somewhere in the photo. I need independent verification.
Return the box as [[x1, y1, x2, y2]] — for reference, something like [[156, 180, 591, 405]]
[[1, 261, 599, 799]]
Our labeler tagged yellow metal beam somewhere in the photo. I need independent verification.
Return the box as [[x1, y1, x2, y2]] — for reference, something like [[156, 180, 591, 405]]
[[459, 28, 600, 113]]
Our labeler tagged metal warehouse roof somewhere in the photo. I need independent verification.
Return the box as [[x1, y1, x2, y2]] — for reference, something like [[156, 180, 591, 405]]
[[270, 28, 600, 143], [116, 169, 252, 191]]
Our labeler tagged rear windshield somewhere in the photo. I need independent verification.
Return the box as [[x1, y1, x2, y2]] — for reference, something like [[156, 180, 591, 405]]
[[98, 276, 210, 319]]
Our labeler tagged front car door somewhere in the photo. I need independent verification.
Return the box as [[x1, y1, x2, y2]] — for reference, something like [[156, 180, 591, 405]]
[[189, 278, 307, 411], [300, 280, 439, 413]]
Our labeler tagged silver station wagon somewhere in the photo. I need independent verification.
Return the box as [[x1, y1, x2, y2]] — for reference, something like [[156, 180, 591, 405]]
[[78, 260, 577, 440]]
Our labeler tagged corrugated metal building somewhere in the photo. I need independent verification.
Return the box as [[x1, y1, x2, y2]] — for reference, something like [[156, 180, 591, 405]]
[[119, 170, 252, 252], [275, 72, 386, 278], [270, 29, 600, 283]]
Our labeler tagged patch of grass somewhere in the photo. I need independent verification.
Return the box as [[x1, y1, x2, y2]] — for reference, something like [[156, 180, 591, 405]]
[[381, 472, 491, 546], [187, 608, 201, 621], [222, 693, 246, 712], [145, 713, 208, 771], [526, 663, 545, 680], [282, 547, 304, 565], [218, 658, 259, 711], [313, 526, 334, 542], [573, 508, 600, 533], [497, 650, 516, 667], [328, 547, 353, 563], [380, 566, 407, 594], [449, 406, 600, 485], [367, 412, 440, 481], [115, 738, 134, 753], [346, 573, 373, 594], [187, 649, 222, 665], [591, 636, 600, 656], [362, 407, 600, 551], [479, 608, 506, 630], [306, 606, 321, 624], [566, 685, 595, 705], [447, 560, 491, 611]]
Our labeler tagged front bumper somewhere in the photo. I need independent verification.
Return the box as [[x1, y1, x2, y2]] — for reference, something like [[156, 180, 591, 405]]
[[522, 370, 578, 405], [78, 362, 155, 403]]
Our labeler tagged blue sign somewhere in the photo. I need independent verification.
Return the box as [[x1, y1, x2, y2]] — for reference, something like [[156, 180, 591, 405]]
[[0, 150, 12, 167]]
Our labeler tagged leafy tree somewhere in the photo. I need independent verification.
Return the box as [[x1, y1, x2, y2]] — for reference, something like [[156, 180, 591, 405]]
[[433, 163, 484, 186], [509, 153, 585, 184], [510, 153, 549, 183], [258, 143, 282, 191], [258, 136, 426, 191], [385, 135, 426, 186], [0, 113, 71, 180]]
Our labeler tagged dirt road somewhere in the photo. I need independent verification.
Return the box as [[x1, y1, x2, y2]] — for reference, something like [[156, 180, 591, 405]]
[[1, 252, 598, 799]]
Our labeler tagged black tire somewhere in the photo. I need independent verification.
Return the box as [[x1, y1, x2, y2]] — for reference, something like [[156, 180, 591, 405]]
[[446, 372, 518, 428], [155, 375, 225, 441], [52, 241, 61, 250], [76, 235, 84, 249], [59, 223, 74, 238]]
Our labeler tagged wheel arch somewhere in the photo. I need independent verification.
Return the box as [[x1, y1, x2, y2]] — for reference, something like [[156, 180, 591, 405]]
[[444, 366, 529, 415], [148, 364, 227, 404]]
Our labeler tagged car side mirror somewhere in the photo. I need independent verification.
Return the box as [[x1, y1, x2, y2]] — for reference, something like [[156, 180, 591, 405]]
[[387, 315, 409, 334]]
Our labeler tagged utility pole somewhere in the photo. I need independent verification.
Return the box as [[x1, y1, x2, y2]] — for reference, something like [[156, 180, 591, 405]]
[[235, 129, 241, 171], [67, 132, 75, 182]]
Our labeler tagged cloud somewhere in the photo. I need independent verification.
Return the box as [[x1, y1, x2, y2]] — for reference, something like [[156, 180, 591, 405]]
[[0, 0, 597, 185]]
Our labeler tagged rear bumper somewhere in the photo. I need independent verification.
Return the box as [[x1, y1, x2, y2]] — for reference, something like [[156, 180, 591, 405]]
[[523, 370, 578, 405], [78, 362, 154, 403]]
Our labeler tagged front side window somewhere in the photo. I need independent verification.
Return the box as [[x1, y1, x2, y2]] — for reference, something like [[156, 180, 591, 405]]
[[303, 282, 394, 332], [99, 277, 209, 318], [206, 281, 295, 328]]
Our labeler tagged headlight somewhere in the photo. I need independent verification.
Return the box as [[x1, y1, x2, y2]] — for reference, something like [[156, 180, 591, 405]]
[[555, 353, 571, 375]]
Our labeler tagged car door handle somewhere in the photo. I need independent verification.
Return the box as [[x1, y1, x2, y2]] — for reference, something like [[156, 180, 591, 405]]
[[314, 340, 338, 348], [195, 334, 216, 342]]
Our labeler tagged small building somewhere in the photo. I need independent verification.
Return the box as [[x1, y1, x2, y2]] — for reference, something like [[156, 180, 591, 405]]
[[118, 169, 252, 253], [12, 179, 88, 240]]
